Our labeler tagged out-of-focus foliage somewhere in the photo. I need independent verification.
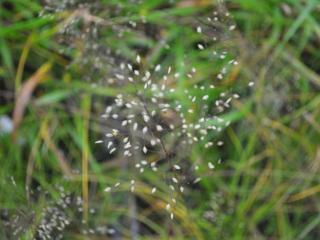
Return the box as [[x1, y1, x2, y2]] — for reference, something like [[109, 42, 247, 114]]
[[0, 0, 319, 239]]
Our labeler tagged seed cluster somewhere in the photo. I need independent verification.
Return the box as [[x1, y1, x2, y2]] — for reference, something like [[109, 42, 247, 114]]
[[35, 189, 72, 239], [39, 0, 252, 228]]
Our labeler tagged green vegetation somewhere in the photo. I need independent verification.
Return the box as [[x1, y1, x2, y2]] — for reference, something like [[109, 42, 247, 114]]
[[0, 0, 319, 239]]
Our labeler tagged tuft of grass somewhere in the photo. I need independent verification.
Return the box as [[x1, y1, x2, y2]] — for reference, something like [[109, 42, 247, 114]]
[[0, 0, 319, 239]]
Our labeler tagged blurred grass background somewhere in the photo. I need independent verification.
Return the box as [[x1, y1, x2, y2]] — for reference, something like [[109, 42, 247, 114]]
[[0, 0, 320, 239]]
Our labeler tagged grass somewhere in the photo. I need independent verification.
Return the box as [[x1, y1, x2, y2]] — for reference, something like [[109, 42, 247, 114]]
[[0, 0, 320, 239]]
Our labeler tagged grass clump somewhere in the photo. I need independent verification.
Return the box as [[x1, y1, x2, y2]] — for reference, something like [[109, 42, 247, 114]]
[[0, 0, 319, 239]]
